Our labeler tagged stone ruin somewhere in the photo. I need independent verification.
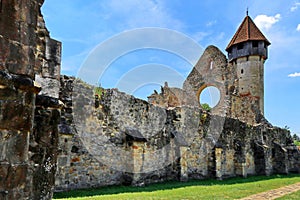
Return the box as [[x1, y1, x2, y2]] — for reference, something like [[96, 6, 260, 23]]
[[0, 1, 299, 199]]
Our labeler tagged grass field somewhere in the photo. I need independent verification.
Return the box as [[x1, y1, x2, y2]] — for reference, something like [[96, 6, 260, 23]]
[[278, 190, 300, 200], [54, 174, 300, 200]]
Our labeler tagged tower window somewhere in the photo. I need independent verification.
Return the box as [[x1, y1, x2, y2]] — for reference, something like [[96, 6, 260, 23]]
[[237, 43, 243, 50], [252, 41, 258, 48], [241, 69, 244, 74]]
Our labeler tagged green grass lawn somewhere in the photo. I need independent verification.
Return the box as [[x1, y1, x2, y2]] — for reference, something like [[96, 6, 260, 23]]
[[277, 190, 300, 200], [54, 174, 300, 200]]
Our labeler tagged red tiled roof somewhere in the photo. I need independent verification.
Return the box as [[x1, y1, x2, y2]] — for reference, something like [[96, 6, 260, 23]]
[[226, 15, 270, 51]]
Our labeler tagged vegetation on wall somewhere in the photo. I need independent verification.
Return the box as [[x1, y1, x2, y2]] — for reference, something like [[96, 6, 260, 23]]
[[94, 86, 105, 97], [201, 103, 211, 112], [293, 134, 300, 147]]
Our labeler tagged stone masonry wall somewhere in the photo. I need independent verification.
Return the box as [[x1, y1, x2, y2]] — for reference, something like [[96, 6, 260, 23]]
[[28, 96, 61, 199], [0, 72, 39, 199], [0, 1, 299, 197], [55, 78, 300, 190], [55, 79, 182, 190], [149, 45, 265, 126], [56, 77, 124, 190], [0, 0, 62, 199]]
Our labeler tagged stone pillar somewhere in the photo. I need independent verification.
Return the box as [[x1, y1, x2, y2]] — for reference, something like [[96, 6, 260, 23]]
[[180, 146, 188, 181], [215, 148, 224, 179], [28, 96, 62, 200], [55, 75, 75, 191], [241, 163, 247, 178], [286, 146, 300, 173], [0, 73, 40, 199], [272, 143, 288, 174], [234, 146, 247, 177], [264, 147, 272, 176], [131, 141, 145, 186], [55, 133, 73, 190], [253, 141, 272, 175]]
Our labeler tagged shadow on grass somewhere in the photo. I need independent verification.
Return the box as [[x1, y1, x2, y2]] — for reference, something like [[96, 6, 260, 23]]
[[53, 173, 300, 199]]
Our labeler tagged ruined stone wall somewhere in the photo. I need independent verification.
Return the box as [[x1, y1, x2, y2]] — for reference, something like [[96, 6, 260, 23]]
[[55, 79, 182, 190], [0, 0, 61, 199], [55, 78, 300, 190], [55, 77, 124, 190], [0, 1, 299, 197], [183, 45, 230, 117], [149, 45, 265, 126], [148, 82, 197, 108]]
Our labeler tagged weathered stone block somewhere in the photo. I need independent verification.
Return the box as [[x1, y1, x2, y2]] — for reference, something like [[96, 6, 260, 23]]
[[0, 130, 29, 163], [0, 164, 28, 190], [57, 156, 68, 166], [0, 99, 33, 131], [35, 74, 60, 98], [43, 38, 61, 80], [0, 87, 18, 100]]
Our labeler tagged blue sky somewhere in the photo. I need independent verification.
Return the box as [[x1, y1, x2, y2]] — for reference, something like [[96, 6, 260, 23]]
[[42, 0, 300, 135]]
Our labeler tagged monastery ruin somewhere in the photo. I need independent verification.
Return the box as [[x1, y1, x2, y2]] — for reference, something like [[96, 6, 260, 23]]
[[0, 1, 299, 199]]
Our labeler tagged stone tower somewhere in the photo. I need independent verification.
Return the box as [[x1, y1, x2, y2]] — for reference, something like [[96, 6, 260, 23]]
[[226, 14, 270, 116]]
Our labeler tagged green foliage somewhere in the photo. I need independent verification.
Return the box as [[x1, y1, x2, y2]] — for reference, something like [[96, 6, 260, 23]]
[[94, 86, 105, 97], [294, 140, 300, 147], [53, 174, 300, 200], [292, 134, 300, 147], [201, 103, 211, 111]]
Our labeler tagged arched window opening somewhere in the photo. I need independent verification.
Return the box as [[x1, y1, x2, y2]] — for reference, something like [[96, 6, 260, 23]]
[[199, 86, 221, 110]]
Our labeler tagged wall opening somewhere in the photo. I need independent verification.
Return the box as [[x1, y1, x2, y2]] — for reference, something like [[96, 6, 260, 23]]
[[252, 41, 258, 48], [237, 43, 243, 50], [199, 86, 221, 110]]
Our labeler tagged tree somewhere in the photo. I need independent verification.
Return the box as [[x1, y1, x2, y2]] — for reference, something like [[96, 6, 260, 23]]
[[292, 133, 300, 141]]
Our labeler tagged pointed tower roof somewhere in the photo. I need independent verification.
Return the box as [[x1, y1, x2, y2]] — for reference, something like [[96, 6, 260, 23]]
[[226, 15, 270, 51]]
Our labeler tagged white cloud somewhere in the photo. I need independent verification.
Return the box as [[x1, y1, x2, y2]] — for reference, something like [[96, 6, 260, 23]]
[[254, 14, 281, 31], [206, 20, 217, 27], [192, 31, 210, 42], [288, 72, 300, 77], [297, 24, 300, 31], [291, 2, 300, 12]]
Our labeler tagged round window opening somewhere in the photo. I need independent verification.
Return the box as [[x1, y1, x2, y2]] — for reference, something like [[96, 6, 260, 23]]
[[199, 86, 221, 110]]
